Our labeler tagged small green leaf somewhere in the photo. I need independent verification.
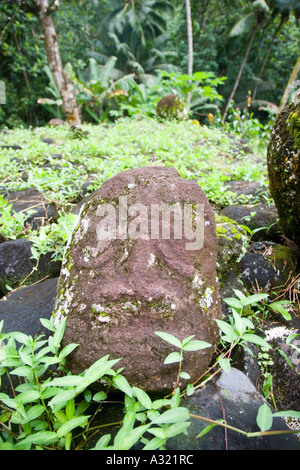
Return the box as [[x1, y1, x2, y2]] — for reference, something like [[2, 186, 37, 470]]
[[232, 289, 247, 301], [10, 366, 32, 377], [181, 335, 195, 346], [153, 407, 190, 424], [196, 419, 224, 438], [115, 423, 151, 450], [164, 352, 182, 364], [218, 357, 231, 373], [54, 410, 68, 424], [268, 301, 292, 321], [17, 390, 40, 404], [113, 374, 133, 397], [155, 331, 182, 348], [148, 427, 166, 439], [242, 333, 271, 350], [223, 297, 243, 310], [93, 434, 111, 450], [84, 389, 92, 403], [93, 391, 107, 402], [19, 350, 33, 367], [170, 387, 180, 408], [278, 349, 294, 369], [66, 397, 76, 419], [182, 340, 211, 351], [186, 384, 195, 396], [147, 409, 161, 421], [233, 311, 246, 336], [256, 403, 273, 432], [44, 375, 83, 388], [179, 371, 191, 379], [142, 436, 166, 450], [242, 293, 268, 306], [133, 387, 152, 410], [151, 398, 171, 410], [12, 333, 31, 346], [216, 320, 239, 341], [48, 390, 77, 412], [39, 318, 56, 333], [82, 356, 120, 388], [57, 416, 90, 438], [286, 333, 300, 344], [24, 404, 45, 422], [53, 317, 67, 348], [59, 343, 79, 360], [16, 431, 58, 447], [166, 421, 191, 438]]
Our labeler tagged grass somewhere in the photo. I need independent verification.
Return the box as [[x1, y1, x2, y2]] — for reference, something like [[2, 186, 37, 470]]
[[0, 117, 272, 263], [0, 117, 270, 210], [0, 118, 273, 268]]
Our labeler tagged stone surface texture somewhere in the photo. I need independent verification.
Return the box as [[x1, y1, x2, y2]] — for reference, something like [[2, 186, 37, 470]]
[[53, 166, 221, 393], [267, 100, 300, 249]]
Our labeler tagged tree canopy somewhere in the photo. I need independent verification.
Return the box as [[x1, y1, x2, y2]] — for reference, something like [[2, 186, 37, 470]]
[[0, 0, 299, 127]]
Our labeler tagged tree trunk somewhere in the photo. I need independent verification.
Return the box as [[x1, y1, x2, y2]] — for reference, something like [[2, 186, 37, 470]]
[[222, 21, 260, 123], [34, 0, 80, 125], [279, 55, 300, 111], [252, 15, 285, 101], [185, 0, 193, 107]]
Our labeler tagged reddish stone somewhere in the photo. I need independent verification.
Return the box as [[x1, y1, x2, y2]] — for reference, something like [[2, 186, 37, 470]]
[[53, 167, 221, 393]]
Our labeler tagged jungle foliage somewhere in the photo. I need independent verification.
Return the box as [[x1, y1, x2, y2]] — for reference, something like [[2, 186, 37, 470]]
[[0, 0, 299, 127]]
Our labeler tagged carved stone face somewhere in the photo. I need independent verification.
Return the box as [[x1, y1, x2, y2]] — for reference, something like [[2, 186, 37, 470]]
[[53, 167, 221, 393]]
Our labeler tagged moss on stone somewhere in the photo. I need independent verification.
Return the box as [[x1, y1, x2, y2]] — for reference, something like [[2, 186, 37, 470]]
[[156, 94, 188, 121], [286, 107, 300, 149], [267, 101, 300, 249]]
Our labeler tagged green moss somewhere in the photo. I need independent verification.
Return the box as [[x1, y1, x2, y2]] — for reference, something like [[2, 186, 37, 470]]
[[268, 244, 297, 266], [67, 261, 73, 271], [216, 226, 227, 235], [156, 94, 188, 121], [287, 108, 300, 148]]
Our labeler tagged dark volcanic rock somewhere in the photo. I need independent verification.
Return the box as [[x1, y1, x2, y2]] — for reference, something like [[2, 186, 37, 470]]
[[237, 242, 297, 291], [5, 188, 58, 230], [0, 277, 58, 396], [166, 368, 300, 450], [0, 277, 58, 336], [220, 204, 282, 242], [224, 180, 270, 203], [0, 238, 61, 295]]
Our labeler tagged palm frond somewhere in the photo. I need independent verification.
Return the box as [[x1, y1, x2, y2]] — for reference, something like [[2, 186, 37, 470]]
[[229, 12, 256, 37]]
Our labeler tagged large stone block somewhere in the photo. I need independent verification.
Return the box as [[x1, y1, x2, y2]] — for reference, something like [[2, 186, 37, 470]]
[[267, 100, 300, 249], [53, 166, 221, 393]]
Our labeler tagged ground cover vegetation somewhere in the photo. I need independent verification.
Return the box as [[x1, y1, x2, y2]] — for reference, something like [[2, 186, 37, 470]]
[[0, 0, 300, 451], [0, 117, 299, 450]]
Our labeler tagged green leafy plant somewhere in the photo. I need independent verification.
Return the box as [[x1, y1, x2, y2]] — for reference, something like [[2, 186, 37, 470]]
[[154, 70, 226, 116], [29, 212, 77, 262], [153, 316, 300, 441], [216, 291, 272, 374], [0, 195, 36, 240], [154, 331, 212, 396], [0, 317, 191, 450], [215, 100, 275, 143], [92, 388, 191, 451], [1, 289, 300, 451]]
